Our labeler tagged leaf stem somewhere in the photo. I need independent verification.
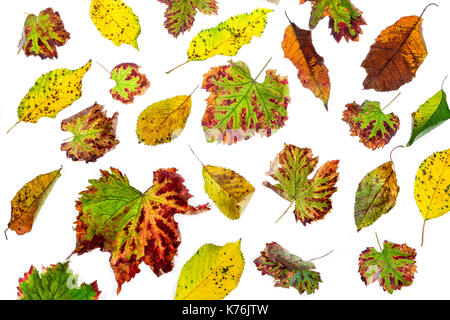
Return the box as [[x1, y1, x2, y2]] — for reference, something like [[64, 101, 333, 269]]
[[419, 3, 438, 19], [275, 200, 294, 223], [6, 121, 20, 134], [4, 228, 8, 240], [382, 92, 401, 111], [421, 219, 427, 247], [284, 11, 292, 24], [389, 145, 404, 165], [442, 75, 448, 90], [255, 57, 272, 81], [375, 232, 383, 251], [188, 145, 206, 167], [309, 250, 334, 262], [96, 61, 111, 75], [166, 61, 190, 74]]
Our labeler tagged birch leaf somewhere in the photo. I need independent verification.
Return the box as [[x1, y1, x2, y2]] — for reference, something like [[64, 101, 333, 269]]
[[175, 240, 244, 300], [110, 63, 150, 104]]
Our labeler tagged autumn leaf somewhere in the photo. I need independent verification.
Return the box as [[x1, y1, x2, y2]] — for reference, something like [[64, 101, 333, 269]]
[[18, 8, 70, 59], [18, 262, 100, 300], [359, 237, 417, 294], [136, 95, 192, 146], [6, 168, 61, 237], [90, 0, 141, 49], [415, 149, 450, 246], [263, 144, 339, 225], [282, 16, 330, 109], [167, 8, 272, 73], [300, 0, 366, 42], [361, 4, 437, 92], [8, 61, 91, 133], [354, 162, 399, 231], [110, 63, 150, 104], [202, 60, 290, 145], [407, 83, 450, 146], [175, 240, 244, 300], [254, 242, 321, 295], [158, 0, 218, 37], [61, 103, 119, 163], [342, 100, 400, 150], [72, 167, 209, 293]]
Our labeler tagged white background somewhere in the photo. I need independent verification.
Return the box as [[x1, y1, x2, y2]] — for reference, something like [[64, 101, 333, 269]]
[[0, 0, 449, 300]]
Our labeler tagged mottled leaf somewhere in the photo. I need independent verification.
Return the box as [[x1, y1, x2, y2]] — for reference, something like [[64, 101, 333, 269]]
[[110, 63, 150, 104], [263, 144, 339, 225], [354, 162, 399, 231], [61, 103, 119, 163], [343, 101, 400, 150], [282, 20, 330, 109], [18, 262, 100, 300], [359, 239, 417, 294], [18, 8, 70, 59], [136, 95, 191, 146], [175, 240, 244, 300], [7, 168, 61, 236], [202, 61, 290, 145], [72, 168, 209, 293], [90, 0, 141, 49], [254, 242, 321, 295]]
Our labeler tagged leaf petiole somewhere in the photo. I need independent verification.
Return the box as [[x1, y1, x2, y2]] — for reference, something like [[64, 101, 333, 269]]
[[275, 200, 294, 223], [166, 61, 190, 74]]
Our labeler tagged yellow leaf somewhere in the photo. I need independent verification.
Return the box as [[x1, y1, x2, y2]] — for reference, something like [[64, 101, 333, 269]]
[[90, 0, 141, 49], [202, 166, 255, 220], [7, 168, 62, 236], [175, 240, 244, 300], [136, 95, 192, 146]]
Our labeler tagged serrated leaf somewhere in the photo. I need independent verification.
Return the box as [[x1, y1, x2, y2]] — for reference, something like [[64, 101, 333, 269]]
[[158, 0, 218, 37], [175, 240, 244, 300], [359, 240, 417, 294], [282, 20, 330, 109], [254, 242, 321, 295], [12, 60, 91, 130], [343, 101, 400, 150], [263, 144, 339, 225], [18, 8, 70, 59], [202, 61, 290, 145], [7, 168, 61, 236], [110, 63, 150, 104], [354, 162, 399, 231], [72, 167, 209, 293], [18, 262, 100, 300], [136, 95, 192, 146], [90, 0, 141, 49], [407, 90, 450, 146], [300, 0, 366, 42], [61, 103, 119, 163], [202, 165, 255, 220]]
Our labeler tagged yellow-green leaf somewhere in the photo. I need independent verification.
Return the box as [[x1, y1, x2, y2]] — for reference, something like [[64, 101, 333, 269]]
[[175, 240, 244, 300], [136, 95, 192, 146], [90, 0, 141, 49], [415, 149, 450, 245], [202, 165, 255, 220]]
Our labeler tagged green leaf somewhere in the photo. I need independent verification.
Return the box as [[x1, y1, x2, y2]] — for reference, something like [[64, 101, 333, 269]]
[[18, 262, 100, 300], [110, 63, 150, 104], [407, 89, 450, 146]]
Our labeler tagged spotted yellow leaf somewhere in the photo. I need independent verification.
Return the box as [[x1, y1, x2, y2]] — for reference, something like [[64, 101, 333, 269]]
[[90, 0, 141, 49]]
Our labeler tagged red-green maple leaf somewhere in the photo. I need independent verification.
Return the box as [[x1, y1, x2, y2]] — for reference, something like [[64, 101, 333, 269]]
[[18, 262, 100, 300], [254, 242, 321, 295], [110, 63, 150, 104], [300, 0, 366, 42], [18, 8, 70, 59], [158, 0, 218, 37], [61, 103, 119, 163], [359, 239, 417, 294], [72, 167, 209, 293], [202, 61, 290, 145], [342, 100, 400, 150], [263, 144, 339, 225]]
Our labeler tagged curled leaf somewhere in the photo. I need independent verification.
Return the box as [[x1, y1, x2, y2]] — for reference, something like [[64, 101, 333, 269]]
[[110, 63, 150, 104]]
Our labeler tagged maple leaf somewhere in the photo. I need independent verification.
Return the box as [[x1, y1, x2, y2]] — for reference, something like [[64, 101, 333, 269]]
[[18, 8, 70, 59], [263, 144, 339, 225], [359, 238, 417, 294], [158, 0, 218, 37], [72, 167, 209, 293], [110, 63, 150, 104], [254, 242, 321, 295], [61, 103, 119, 163], [18, 262, 100, 300], [202, 60, 290, 145], [342, 100, 400, 150], [300, 0, 366, 42]]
